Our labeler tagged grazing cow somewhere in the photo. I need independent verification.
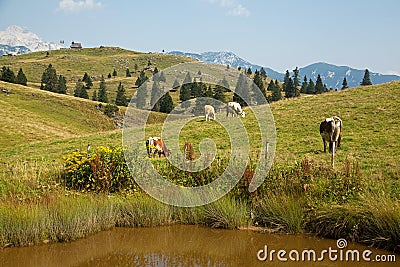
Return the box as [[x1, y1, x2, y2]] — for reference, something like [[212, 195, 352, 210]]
[[226, 102, 246, 118], [204, 105, 216, 121], [320, 116, 342, 167], [146, 137, 171, 158]]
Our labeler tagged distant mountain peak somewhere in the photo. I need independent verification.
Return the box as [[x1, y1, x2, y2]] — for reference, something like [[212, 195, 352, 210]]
[[168, 50, 400, 89], [0, 25, 62, 53]]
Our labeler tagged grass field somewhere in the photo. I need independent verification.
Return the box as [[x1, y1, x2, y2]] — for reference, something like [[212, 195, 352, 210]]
[[0, 49, 399, 251]]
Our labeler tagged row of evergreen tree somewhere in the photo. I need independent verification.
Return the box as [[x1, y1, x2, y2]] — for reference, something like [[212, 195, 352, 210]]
[[0, 66, 27, 86]]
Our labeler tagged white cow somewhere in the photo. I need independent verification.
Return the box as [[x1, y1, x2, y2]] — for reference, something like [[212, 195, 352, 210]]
[[204, 105, 216, 121], [319, 116, 342, 167], [226, 102, 246, 118]]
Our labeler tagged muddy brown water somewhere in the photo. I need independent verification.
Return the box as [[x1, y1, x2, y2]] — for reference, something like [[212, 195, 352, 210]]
[[0, 225, 398, 267]]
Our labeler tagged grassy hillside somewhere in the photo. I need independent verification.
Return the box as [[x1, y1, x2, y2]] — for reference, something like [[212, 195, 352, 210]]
[[0, 47, 194, 101]]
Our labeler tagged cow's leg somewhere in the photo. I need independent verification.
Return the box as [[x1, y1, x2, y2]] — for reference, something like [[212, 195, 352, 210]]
[[323, 139, 327, 153], [328, 141, 333, 153]]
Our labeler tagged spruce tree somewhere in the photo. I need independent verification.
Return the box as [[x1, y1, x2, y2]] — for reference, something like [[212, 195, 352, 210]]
[[56, 75, 67, 94], [159, 92, 174, 113], [204, 84, 213, 98], [270, 83, 282, 102], [342, 77, 348, 90], [284, 77, 295, 98], [267, 80, 275, 91], [135, 81, 148, 109], [92, 90, 98, 101], [115, 82, 128, 106], [361, 69, 372, 85], [15, 68, 27, 86], [158, 71, 166, 82], [300, 75, 308, 93], [74, 79, 88, 99], [293, 67, 300, 88], [107, 73, 112, 79], [260, 67, 267, 79], [253, 69, 267, 99], [179, 72, 192, 102], [1, 67, 16, 83], [315, 74, 325, 94], [150, 81, 163, 111], [246, 67, 252, 76], [214, 83, 225, 102], [98, 75, 108, 103], [112, 69, 117, 78], [282, 70, 290, 94], [41, 64, 57, 92], [220, 77, 230, 92], [172, 79, 180, 90], [126, 68, 131, 77], [82, 72, 93, 88], [135, 70, 148, 87], [233, 72, 250, 106], [306, 78, 315, 94]]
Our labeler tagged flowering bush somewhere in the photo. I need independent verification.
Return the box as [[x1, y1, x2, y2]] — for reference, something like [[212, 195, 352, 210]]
[[63, 146, 136, 193]]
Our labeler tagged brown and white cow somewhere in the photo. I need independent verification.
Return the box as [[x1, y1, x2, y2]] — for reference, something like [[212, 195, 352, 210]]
[[146, 137, 171, 158], [226, 102, 246, 118], [204, 104, 216, 121], [320, 116, 342, 167]]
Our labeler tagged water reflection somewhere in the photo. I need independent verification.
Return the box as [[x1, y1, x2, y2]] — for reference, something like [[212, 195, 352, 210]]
[[0, 225, 397, 266]]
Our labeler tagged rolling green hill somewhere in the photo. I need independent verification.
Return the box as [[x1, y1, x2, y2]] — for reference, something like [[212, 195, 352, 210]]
[[0, 47, 194, 101]]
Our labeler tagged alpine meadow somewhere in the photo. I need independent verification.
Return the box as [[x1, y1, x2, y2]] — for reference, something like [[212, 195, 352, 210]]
[[0, 47, 399, 254]]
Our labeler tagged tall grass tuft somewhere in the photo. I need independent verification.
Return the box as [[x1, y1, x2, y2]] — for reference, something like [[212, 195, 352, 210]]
[[306, 194, 400, 251], [201, 196, 248, 229], [254, 194, 305, 234]]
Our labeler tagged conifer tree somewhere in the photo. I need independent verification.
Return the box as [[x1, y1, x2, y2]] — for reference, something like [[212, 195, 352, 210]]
[[74, 79, 88, 99], [342, 77, 348, 90], [204, 84, 213, 98], [246, 67, 252, 76], [41, 64, 57, 92], [214, 83, 225, 102], [158, 71, 166, 83], [315, 74, 325, 94], [115, 82, 128, 106], [270, 83, 282, 102], [1, 67, 16, 83], [107, 73, 112, 79], [135, 82, 148, 109], [267, 80, 275, 91], [98, 75, 108, 103], [159, 92, 174, 113], [82, 72, 93, 88], [135, 70, 148, 87], [306, 78, 315, 94], [92, 90, 98, 101], [179, 72, 192, 102], [112, 69, 117, 78], [233, 72, 250, 106], [293, 67, 300, 87], [126, 68, 131, 77], [253, 69, 266, 99], [172, 79, 180, 90], [361, 69, 372, 85], [284, 77, 295, 98], [260, 67, 267, 79], [56, 75, 67, 94], [300, 75, 308, 93], [153, 67, 159, 75], [150, 81, 163, 111], [282, 70, 290, 94], [15, 68, 27, 86]]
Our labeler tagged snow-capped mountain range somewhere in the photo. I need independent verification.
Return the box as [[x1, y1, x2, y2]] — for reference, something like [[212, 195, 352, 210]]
[[168, 51, 400, 89], [0, 25, 62, 55]]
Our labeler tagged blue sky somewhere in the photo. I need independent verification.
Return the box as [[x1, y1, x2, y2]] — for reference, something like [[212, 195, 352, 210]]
[[0, 0, 399, 75]]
